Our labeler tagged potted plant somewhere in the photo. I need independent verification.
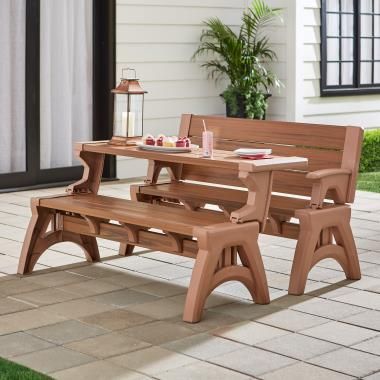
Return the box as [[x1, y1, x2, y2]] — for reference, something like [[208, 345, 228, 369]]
[[193, 0, 282, 120]]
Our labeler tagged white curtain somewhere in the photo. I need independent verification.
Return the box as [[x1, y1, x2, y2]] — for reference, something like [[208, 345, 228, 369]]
[[0, 0, 26, 174], [40, 0, 92, 169]]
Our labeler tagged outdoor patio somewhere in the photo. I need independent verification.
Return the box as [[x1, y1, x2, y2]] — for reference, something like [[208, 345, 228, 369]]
[[0, 180, 378, 379]]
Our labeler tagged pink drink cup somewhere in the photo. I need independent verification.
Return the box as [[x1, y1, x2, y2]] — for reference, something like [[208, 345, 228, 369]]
[[202, 131, 213, 158]]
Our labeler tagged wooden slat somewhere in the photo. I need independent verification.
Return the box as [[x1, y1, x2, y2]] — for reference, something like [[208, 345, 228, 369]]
[[191, 136, 343, 171], [189, 114, 347, 150], [40, 194, 227, 236], [81, 143, 308, 173], [139, 181, 335, 217], [342, 126, 364, 203]]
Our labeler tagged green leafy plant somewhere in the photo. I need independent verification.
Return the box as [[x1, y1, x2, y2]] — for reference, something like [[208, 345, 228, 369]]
[[359, 129, 380, 173], [193, 0, 282, 119]]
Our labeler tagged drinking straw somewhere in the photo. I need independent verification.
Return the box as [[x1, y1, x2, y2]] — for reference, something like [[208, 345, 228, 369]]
[[202, 119, 207, 133]]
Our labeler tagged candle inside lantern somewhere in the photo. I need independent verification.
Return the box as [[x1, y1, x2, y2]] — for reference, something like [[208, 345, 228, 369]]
[[121, 112, 136, 138]]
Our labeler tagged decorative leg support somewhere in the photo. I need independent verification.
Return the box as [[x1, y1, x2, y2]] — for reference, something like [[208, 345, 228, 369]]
[[18, 198, 100, 275], [288, 205, 360, 295], [183, 221, 270, 323]]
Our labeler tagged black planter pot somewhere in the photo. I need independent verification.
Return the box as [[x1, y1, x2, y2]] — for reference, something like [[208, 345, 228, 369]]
[[223, 93, 272, 120]]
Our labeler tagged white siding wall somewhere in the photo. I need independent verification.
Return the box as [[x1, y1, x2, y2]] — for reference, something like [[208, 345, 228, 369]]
[[116, 0, 247, 178], [302, 0, 380, 128]]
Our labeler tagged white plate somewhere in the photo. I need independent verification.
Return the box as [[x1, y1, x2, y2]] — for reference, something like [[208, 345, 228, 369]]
[[233, 148, 272, 156], [137, 142, 198, 153]]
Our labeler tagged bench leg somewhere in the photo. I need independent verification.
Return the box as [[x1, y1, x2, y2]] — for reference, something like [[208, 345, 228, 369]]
[[289, 205, 360, 295], [119, 243, 135, 256], [183, 222, 269, 323], [18, 199, 101, 275]]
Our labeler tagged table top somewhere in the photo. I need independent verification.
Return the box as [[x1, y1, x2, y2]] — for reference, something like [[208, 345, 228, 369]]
[[77, 141, 308, 173]]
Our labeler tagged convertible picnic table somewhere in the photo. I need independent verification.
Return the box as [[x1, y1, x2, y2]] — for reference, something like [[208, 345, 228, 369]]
[[18, 140, 307, 322]]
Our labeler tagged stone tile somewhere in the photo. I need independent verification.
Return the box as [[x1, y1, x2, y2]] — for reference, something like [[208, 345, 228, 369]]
[[210, 302, 283, 320], [0, 332, 54, 358], [51, 360, 149, 380], [79, 309, 152, 331], [57, 278, 125, 297], [108, 346, 196, 376], [353, 335, 380, 356], [13, 346, 95, 374], [257, 332, 340, 360], [163, 333, 244, 360], [157, 361, 251, 380], [170, 292, 235, 309], [361, 251, 380, 265], [137, 263, 192, 280], [334, 290, 380, 310], [101, 272, 153, 288], [261, 362, 354, 380], [67, 263, 124, 279], [209, 346, 296, 377], [108, 256, 162, 271], [0, 308, 66, 335], [0, 277, 46, 296], [256, 309, 329, 332], [27, 319, 108, 345], [125, 320, 196, 345], [167, 310, 241, 333], [89, 288, 158, 307], [0, 297, 35, 315], [342, 310, 380, 331], [25, 270, 89, 287], [309, 347, 380, 378], [291, 297, 366, 319], [65, 331, 150, 359], [132, 280, 186, 297], [140, 250, 192, 265], [41, 299, 116, 319], [125, 297, 184, 320], [36, 250, 85, 268], [302, 320, 378, 345], [213, 321, 289, 345], [364, 372, 380, 380], [12, 287, 80, 306]]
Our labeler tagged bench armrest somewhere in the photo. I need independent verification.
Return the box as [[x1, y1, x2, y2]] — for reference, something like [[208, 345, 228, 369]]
[[306, 168, 351, 181], [307, 168, 351, 209]]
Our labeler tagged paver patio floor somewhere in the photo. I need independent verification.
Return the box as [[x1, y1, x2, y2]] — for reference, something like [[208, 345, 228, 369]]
[[0, 180, 379, 379]]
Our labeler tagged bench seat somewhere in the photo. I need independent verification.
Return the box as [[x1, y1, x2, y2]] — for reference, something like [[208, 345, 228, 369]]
[[135, 181, 333, 218], [40, 194, 228, 236], [19, 192, 270, 323]]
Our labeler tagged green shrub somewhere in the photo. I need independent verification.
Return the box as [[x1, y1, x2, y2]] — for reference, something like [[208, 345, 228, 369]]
[[359, 129, 380, 173]]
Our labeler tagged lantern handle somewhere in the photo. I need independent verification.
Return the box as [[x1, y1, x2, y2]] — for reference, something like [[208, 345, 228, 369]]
[[122, 68, 137, 80]]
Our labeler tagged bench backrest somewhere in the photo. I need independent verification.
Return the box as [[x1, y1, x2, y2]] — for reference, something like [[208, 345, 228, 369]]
[[178, 114, 363, 203]]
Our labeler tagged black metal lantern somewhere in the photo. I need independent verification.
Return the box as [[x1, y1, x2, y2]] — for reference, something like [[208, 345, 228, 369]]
[[110, 68, 147, 145]]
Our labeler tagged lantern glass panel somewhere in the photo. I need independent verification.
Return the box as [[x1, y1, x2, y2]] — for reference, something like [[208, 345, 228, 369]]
[[113, 93, 128, 138], [129, 94, 144, 137]]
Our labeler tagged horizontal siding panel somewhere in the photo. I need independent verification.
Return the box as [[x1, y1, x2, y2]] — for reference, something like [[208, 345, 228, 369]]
[[304, 96, 380, 116], [304, 0, 320, 8], [303, 112, 380, 128], [116, 62, 207, 81], [144, 97, 225, 119], [267, 97, 287, 117], [304, 43, 320, 62], [117, 5, 243, 25], [117, 0, 247, 8], [304, 8, 320, 26], [144, 117, 182, 136], [117, 24, 286, 44], [142, 79, 226, 100], [304, 62, 320, 80], [118, 43, 287, 63], [303, 79, 320, 98], [304, 26, 320, 44]]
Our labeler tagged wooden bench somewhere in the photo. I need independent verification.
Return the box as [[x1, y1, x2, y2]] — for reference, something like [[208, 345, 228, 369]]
[[18, 153, 286, 323], [132, 114, 364, 295]]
